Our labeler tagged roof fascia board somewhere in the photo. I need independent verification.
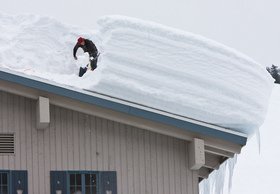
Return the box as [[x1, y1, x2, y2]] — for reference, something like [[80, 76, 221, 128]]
[[0, 78, 243, 155], [0, 69, 247, 145]]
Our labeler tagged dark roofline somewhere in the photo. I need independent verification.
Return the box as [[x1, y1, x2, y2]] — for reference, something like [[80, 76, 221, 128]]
[[0, 69, 247, 145]]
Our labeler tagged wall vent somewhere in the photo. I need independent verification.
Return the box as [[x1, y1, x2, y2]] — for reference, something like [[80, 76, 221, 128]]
[[0, 134, 14, 154]]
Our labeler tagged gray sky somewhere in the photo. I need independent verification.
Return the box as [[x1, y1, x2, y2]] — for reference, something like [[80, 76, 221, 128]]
[[1, 0, 280, 67]]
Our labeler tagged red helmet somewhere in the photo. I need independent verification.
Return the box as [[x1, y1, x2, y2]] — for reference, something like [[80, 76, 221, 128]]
[[77, 37, 84, 44]]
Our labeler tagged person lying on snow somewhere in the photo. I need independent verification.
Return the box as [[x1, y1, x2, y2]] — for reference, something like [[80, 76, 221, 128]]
[[73, 37, 99, 77]]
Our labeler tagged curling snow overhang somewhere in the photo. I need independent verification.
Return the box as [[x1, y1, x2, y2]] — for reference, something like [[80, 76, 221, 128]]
[[0, 69, 247, 145]]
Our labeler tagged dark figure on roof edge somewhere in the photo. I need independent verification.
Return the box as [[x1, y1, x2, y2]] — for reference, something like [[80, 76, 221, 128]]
[[73, 37, 99, 77]]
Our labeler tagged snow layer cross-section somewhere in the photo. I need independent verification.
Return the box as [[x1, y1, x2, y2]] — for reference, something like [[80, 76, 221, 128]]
[[0, 13, 274, 135], [94, 15, 274, 135]]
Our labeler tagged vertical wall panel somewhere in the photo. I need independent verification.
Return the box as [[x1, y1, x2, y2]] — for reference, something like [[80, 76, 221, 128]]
[[31, 99, 39, 194], [72, 111, 79, 170], [113, 122, 121, 194], [168, 137, 176, 194], [49, 105, 56, 171], [78, 113, 86, 170], [126, 126, 134, 194], [96, 117, 103, 170], [0, 91, 198, 194], [162, 136, 169, 194], [180, 140, 188, 194], [132, 127, 140, 194], [138, 129, 146, 194], [144, 130, 152, 194], [14, 95, 21, 170], [187, 142, 194, 194], [157, 133, 164, 194], [67, 109, 74, 170], [119, 123, 128, 194], [61, 108, 68, 170], [85, 114, 92, 170], [55, 106, 62, 170], [101, 119, 109, 170], [0, 92, 3, 168], [108, 120, 115, 171], [90, 116, 97, 170], [44, 109, 51, 194], [8, 93, 15, 169], [19, 96, 27, 170], [2, 92, 9, 169], [38, 130, 45, 194], [192, 171, 199, 194], [150, 132, 157, 194], [25, 98, 33, 194], [174, 140, 182, 194]]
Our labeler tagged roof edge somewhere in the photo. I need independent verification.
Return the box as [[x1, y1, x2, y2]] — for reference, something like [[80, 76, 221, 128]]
[[0, 68, 247, 145]]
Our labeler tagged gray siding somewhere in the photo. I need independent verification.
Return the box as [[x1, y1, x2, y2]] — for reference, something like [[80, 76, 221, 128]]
[[0, 91, 198, 194]]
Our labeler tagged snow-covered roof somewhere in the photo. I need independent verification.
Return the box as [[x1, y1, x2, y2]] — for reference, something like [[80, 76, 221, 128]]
[[0, 68, 247, 145], [0, 13, 274, 136]]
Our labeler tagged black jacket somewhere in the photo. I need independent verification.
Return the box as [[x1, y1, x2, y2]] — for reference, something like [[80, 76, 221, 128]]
[[73, 39, 98, 58]]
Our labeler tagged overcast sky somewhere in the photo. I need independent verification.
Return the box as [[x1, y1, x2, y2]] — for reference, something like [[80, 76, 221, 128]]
[[1, 0, 279, 67]]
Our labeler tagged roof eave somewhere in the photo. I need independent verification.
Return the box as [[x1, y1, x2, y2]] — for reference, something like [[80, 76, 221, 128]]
[[0, 68, 247, 146]]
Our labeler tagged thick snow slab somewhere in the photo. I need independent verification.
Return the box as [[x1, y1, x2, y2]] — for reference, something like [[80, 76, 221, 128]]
[[94, 16, 274, 134], [0, 13, 274, 135]]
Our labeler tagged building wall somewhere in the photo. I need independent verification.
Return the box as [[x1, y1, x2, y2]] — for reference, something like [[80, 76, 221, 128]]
[[0, 91, 199, 194]]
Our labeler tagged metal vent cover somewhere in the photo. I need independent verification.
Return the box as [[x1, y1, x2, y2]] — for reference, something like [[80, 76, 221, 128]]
[[0, 134, 14, 154]]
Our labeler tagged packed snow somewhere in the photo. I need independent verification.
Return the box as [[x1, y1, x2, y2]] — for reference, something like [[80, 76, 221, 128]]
[[200, 85, 280, 194], [0, 13, 274, 135]]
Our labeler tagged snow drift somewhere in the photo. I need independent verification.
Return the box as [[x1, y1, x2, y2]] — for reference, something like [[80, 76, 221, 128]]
[[0, 13, 274, 135]]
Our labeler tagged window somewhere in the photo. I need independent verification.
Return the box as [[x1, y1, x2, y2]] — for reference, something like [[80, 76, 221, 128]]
[[69, 173, 97, 194], [0, 170, 27, 194], [51, 171, 116, 194], [69, 173, 82, 194], [0, 172, 8, 194], [85, 174, 97, 194]]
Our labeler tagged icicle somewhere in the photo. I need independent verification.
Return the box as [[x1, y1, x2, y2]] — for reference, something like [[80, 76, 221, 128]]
[[255, 128, 261, 154], [227, 155, 237, 192], [199, 155, 238, 194]]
